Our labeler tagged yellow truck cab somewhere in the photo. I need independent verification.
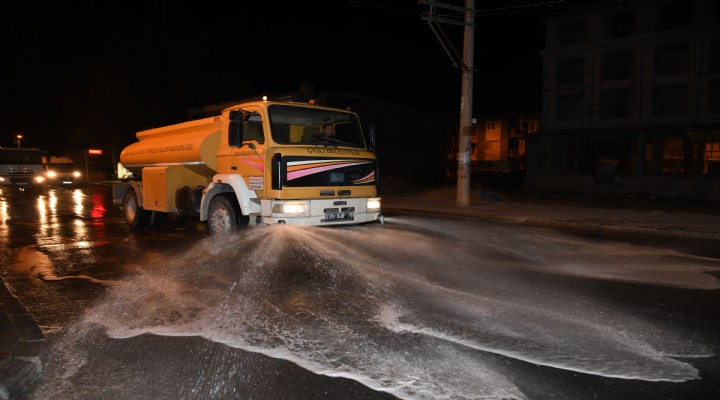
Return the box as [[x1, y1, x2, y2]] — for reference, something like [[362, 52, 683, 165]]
[[113, 98, 382, 234]]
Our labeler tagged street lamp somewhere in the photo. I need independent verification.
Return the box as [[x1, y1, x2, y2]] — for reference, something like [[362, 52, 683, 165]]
[[16, 134, 23, 148]]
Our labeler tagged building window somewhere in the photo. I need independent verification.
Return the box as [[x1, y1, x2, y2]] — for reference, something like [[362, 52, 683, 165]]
[[711, 37, 720, 72], [557, 57, 584, 86], [600, 89, 632, 119], [709, 81, 720, 114], [556, 93, 584, 121], [653, 84, 688, 116], [486, 121, 500, 130], [601, 50, 633, 81], [657, 1, 691, 31], [604, 11, 635, 39], [703, 141, 720, 175], [520, 119, 537, 134], [559, 20, 586, 47], [655, 42, 690, 75], [662, 138, 685, 173], [509, 138, 525, 157]]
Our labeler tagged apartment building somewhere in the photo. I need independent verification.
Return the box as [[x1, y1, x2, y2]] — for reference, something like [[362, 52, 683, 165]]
[[527, 0, 720, 200], [445, 115, 537, 182]]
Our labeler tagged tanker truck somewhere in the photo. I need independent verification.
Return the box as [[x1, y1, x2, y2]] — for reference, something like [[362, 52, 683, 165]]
[[112, 98, 382, 234]]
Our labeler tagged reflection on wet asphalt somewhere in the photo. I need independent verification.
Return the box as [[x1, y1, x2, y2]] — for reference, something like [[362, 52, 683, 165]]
[[2, 184, 205, 281]]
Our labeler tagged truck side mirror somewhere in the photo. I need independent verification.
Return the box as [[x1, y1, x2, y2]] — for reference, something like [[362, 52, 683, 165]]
[[367, 123, 376, 152], [229, 110, 243, 147]]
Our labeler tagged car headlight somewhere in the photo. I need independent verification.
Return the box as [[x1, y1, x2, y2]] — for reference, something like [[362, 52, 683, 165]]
[[73, 171, 81, 177], [367, 198, 381, 212], [35, 176, 46, 183], [47, 171, 57, 178]]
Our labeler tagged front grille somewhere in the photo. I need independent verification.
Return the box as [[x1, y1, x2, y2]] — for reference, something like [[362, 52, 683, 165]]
[[282, 156, 377, 187]]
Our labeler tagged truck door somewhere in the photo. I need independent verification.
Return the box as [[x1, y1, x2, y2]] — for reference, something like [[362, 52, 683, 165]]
[[220, 109, 267, 194]]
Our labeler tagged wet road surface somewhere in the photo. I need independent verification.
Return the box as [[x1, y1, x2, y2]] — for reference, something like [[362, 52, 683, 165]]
[[1, 184, 719, 399]]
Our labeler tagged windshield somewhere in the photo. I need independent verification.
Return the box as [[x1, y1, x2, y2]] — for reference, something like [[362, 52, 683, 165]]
[[268, 105, 366, 149], [0, 149, 43, 165], [48, 163, 75, 171]]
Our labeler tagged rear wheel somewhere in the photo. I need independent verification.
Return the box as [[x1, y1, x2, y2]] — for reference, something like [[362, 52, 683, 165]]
[[123, 189, 151, 229], [207, 195, 238, 234]]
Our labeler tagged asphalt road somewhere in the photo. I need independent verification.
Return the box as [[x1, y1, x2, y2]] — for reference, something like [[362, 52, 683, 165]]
[[1, 184, 719, 400]]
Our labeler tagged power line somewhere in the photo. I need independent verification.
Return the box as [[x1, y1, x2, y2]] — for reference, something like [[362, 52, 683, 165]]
[[436, 0, 624, 18]]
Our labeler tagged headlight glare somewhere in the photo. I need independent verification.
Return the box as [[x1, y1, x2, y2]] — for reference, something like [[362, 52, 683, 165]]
[[367, 198, 381, 211], [272, 203, 305, 214], [282, 204, 305, 214]]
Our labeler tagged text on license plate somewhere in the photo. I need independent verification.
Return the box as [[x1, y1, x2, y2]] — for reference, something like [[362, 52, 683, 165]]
[[323, 212, 354, 221]]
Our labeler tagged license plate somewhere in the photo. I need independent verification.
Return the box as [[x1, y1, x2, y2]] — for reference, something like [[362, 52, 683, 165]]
[[323, 211, 354, 222]]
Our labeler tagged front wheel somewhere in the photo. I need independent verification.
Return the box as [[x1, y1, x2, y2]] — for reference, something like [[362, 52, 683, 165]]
[[207, 195, 238, 234], [123, 189, 151, 229]]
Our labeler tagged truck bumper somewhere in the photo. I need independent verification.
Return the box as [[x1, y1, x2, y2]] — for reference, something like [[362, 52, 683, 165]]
[[259, 197, 381, 226], [0, 175, 45, 187]]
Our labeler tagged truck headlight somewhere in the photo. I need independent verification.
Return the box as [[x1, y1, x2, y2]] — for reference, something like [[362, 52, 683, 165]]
[[367, 198, 381, 212], [35, 176, 46, 183], [272, 203, 306, 214]]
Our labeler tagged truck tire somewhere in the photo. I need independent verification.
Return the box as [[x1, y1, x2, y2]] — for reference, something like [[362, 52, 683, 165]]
[[123, 189, 151, 229], [207, 195, 238, 234]]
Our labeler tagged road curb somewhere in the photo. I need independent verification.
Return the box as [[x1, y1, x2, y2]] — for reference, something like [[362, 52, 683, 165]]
[[0, 278, 48, 400]]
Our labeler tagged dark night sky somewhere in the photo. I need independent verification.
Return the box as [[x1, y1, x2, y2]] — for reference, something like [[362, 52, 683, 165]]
[[1, 0, 553, 150]]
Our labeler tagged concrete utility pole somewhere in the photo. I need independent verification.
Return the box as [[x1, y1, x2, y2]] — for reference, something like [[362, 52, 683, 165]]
[[457, 0, 475, 206], [421, 0, 475, 206]]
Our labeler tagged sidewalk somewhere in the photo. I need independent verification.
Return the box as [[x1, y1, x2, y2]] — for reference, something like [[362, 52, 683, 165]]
[[1, 194, 718, 399], [382, 195, 720, 239]]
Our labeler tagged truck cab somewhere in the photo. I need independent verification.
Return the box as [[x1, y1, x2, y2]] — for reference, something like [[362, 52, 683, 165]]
[[43, 156, 82, 185], [0, 147, 46, 188]]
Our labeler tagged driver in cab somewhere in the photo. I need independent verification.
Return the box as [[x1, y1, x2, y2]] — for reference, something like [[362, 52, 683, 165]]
[[320, 123, 335, 138]]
